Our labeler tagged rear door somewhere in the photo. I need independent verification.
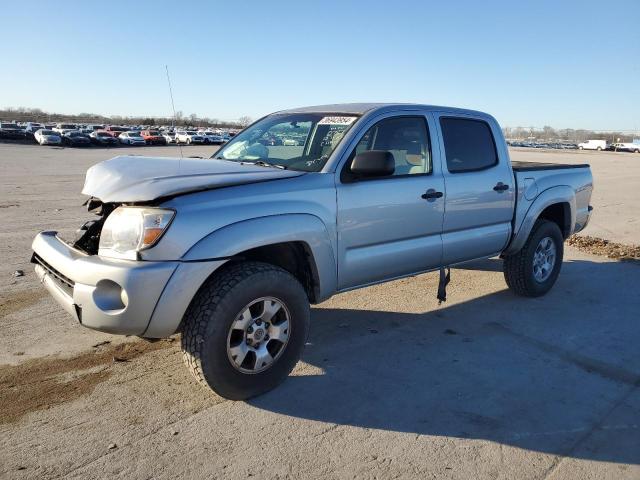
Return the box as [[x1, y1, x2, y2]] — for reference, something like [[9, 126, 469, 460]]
[[435, 113, 515, 264], [335, 113, 445, 289]]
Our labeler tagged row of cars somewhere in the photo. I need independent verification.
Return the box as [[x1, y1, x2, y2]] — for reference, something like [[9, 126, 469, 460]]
[[0, 121, 234, 148], [508, 141, 579, 149], [507, 138, 640, 153]]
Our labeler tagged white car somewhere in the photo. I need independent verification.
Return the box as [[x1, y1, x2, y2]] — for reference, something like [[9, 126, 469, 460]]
[[619, 143, 640, 153], [118, 131, 147, 145], [282, 138, 299, 146], [197, 130, 224, 144], [25, 122, 45, 133], [34, 129, 62, 145], [578, 139, 606, 151], [162, 132, 176, 144], [53, 123, 78, 135], [175, 130, 205, 144]]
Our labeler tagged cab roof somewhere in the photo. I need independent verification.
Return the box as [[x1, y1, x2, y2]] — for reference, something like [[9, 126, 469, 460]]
[[276, 102, 489, 117]]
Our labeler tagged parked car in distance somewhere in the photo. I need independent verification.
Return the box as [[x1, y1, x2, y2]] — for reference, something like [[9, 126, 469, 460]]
[[62, 131, 91, 147], [34, 129, 62, 145], [141, 130, 167, 145], [162, 132, 176, 144], [282, 138, 300, 146], [25, 122, 44, 133], [175, 130, 205, 144], [619, 143, 640, 153], [90, 131, 119, 146], [119, 131, 147, 145], [103, 125, 129, 138], [197, 130, 225, 144], [578, 139, 606, 151], [31, 103, 594, 401], [53, 123, 78, 135], [0, 122, 27, 140]]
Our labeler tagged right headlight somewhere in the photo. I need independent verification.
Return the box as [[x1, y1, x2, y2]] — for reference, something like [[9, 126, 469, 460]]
[[99, 207, 175, 260]]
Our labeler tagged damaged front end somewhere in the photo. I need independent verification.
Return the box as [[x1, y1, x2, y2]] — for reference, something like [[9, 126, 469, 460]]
[[72, 198, 118, 255]]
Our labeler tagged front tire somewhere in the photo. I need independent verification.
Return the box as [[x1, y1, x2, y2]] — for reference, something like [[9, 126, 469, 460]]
[[181, 261, 310, 400], [503, 219, 564, 297]]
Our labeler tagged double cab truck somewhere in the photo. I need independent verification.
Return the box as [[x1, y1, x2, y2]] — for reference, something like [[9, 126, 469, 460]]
[[32, 103, 593, 399]]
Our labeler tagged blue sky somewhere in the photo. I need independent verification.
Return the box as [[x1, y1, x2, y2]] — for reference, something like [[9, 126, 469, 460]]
[[1, 0, 638, 130]]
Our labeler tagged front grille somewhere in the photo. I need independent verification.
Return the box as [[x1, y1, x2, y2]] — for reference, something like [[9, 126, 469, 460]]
[[32, 253, 75, 296]]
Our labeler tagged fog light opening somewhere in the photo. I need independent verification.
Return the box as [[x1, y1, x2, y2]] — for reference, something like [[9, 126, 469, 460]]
[[93, 279, 128, 313]]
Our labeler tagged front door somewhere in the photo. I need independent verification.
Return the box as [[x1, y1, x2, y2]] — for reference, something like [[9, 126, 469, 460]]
[[336, 114, 445, 289]]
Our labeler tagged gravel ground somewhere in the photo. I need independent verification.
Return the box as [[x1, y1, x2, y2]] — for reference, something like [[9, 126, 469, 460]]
[[0, 143, 639, 479]]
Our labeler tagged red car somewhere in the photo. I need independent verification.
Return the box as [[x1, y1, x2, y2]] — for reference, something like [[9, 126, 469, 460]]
[[101, 125, 129, 138], [141, 130, 167, 145]]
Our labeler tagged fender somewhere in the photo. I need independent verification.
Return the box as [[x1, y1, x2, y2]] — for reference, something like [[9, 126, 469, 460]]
[[184, 213, 337, 300], [143, 214, 337, 338], [504, 185, 576, 255]]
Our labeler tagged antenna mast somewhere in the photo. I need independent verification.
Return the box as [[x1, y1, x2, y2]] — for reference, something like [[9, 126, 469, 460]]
[[165, 65, 183, 159]]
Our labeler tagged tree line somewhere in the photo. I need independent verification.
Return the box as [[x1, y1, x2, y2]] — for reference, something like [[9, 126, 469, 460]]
[[503, 125, 638, 143], [0, 107, 252, 129]]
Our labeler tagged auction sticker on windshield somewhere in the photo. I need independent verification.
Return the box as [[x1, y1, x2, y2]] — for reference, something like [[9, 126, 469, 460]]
[[318, 116, 358, 125]]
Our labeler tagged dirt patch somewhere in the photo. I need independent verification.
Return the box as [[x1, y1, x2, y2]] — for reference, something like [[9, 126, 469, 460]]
[[0, 289, 43, 319], [0, 340, 175, 424], [568, 235, 640, 261]]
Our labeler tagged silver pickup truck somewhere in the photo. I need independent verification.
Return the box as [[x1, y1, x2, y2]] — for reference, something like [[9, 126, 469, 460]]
[[32, 103, 593, 399]]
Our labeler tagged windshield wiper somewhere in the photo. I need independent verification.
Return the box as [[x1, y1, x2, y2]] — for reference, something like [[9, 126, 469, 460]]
[[242, 160, 287, 170]]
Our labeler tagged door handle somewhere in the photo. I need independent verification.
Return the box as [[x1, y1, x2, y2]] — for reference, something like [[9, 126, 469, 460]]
[[493, 182, 509, 192], [421, 189, 443, 200]]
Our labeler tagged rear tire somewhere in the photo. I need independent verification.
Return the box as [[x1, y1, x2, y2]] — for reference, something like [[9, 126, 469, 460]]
[[503, 219, 564, 297], [181, 261, 310, 400]]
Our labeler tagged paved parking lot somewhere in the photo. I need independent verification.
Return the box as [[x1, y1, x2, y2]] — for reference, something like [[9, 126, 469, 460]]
[[1, 143, 639, 479]]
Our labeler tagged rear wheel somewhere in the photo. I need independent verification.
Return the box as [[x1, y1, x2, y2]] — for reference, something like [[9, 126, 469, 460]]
[[181, 262, 310, 400], [503, 219, 564, 297]]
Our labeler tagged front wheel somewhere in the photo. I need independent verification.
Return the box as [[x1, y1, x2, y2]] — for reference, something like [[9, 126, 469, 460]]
[[503, 219, 564, 297], [181, 262, 310, 400]]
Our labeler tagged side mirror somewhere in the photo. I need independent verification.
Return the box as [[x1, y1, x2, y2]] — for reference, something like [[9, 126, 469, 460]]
[[349, 150, 395, 178]]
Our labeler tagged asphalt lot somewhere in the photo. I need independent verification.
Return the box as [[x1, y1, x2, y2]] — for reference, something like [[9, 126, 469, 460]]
[[1, 143, 639, 479]]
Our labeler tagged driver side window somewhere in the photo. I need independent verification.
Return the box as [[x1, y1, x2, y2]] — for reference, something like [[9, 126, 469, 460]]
[[352, 116, 431, 176]]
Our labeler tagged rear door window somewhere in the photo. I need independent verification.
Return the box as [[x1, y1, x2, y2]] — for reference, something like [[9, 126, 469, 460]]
[[440, 117, 497, 173]]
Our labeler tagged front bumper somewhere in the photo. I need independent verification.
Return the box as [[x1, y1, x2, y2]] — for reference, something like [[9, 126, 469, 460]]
[[32, 231, 178, 335]]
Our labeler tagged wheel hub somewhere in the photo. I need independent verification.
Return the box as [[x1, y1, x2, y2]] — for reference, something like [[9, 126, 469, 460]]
[[247, 325, 266, 344], [226, 297, 291, 374], [533, 236, 556, 283]]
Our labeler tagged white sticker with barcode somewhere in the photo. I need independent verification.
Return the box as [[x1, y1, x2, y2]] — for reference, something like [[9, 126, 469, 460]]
[[318, 116, 357, 125]]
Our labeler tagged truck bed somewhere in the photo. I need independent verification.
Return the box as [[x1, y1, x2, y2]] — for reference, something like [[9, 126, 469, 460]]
[[511, 161, 590, 172]]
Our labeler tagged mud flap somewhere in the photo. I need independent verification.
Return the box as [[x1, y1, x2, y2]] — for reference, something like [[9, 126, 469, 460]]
[[437, 267, 451, 305]]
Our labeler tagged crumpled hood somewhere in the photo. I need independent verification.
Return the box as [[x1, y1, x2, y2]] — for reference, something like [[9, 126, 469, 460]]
[[82, 155, 304, 202]]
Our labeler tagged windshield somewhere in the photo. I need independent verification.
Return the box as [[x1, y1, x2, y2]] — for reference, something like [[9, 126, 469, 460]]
[[41, 130, 56, 135], [213, 113, 358, 171], [60, 124, 76, 129]]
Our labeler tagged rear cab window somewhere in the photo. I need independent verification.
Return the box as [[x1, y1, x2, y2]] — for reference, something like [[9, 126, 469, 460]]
[[440, 117, 498, 173]]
